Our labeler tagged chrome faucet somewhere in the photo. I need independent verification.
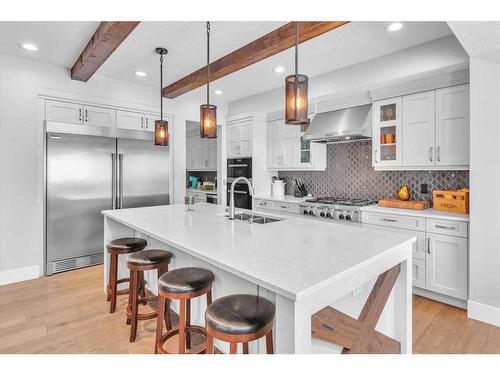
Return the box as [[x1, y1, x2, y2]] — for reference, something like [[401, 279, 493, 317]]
[[229, 176, 254, 220]]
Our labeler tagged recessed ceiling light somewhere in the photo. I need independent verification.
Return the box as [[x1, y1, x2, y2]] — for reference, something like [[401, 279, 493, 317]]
[[19, 42, 38, 51], [273, 66, 285, 73], [214, 90, 223, 95], [134, 71, 147, 77], [387, 22, 403, 32]]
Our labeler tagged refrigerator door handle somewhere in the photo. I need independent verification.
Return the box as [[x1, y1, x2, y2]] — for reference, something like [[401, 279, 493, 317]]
[[118, 153, 124, 209], [111, 153, 117, 209]]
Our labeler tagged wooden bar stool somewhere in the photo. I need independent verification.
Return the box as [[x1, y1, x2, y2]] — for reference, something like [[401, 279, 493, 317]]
[[126, 249, 173, 342], [155, 267, 214, 354], [205, 294, 275, 354], [106, 237, 147, 313]]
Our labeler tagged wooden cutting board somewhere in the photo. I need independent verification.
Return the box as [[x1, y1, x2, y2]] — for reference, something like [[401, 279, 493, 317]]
[[378, 199, 430, 210]]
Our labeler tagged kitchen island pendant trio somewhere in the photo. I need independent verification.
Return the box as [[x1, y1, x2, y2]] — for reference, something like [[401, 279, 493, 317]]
[[200, 21, 217, 138], [285, 22, 309, 125], [154, 47, 168, 146]]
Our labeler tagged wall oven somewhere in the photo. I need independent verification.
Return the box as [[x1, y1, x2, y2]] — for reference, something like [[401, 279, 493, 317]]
[[227, 181, 252, 210]]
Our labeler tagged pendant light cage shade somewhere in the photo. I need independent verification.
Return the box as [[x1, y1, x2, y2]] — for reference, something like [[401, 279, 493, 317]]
[[154, 120, 168, 146], [285, 73, 309, 125], [200, 104, 217, 138]]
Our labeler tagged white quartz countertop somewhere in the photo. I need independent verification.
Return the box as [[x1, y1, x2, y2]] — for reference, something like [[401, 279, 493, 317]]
[[186, 188, 217, 195], [102, 203, 415, 300], [361, 204, 469, 222], [253, 194, 310, 204]]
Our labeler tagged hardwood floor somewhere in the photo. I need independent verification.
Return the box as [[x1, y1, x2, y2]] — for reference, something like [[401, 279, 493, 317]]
[[1, 265, 499, 354]]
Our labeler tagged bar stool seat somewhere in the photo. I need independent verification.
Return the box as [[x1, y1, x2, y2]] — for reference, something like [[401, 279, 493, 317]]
[[128, 249, 173, 266], [156, 267, 214, 354], [106, 237, 147, 313], [205, 294, 275, 354], [107, 237, 147, 254], [126, 249, 173, 342], [159, 267, 214, 294]]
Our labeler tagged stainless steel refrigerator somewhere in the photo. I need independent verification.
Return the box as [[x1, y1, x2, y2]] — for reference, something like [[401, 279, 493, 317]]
[[46, 131, 169, 275]]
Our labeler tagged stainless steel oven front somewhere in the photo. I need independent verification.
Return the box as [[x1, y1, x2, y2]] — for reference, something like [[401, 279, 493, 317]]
[[227, 158, 252, 179]]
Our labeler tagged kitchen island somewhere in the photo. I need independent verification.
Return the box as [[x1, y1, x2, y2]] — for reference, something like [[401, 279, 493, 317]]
[[102, 203, 415, 354]]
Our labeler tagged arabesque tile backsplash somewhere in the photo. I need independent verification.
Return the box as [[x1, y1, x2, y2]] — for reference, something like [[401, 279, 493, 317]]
[[278, 141, 469, 201]]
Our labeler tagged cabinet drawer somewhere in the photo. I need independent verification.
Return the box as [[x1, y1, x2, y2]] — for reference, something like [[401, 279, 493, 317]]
[[426, 218, 468, 238], [412, 258, 426, 289], [362, 211, 425, 231], [270, 201, 300, 214]]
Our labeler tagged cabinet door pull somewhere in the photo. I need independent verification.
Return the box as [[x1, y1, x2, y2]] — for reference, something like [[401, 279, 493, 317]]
[[382, 218, 397, 222], [429, 146, 433, 162], [84, 109, 88, 122], [141, 117, 144, 128], [435, 224, 455, 230], [426, 238, 431, 254], [280, 205, 289, 209], [374, 149, 378, 163], [437, 146, 441, 162], [79, 108, 82, 121]]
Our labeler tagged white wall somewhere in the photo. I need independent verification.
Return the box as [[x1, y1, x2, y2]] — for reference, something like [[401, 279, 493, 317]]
[[228, 36, 468, 115], [0, 53, 226, 283], [468, 57, 500, 326]]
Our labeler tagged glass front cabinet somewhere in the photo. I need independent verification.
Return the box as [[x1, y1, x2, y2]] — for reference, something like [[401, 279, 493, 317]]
[[372, 97, 403, 167]]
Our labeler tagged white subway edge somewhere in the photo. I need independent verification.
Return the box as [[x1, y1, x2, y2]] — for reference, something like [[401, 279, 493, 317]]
[[467, 300, 500, 327], [0, 265, 40, 286]]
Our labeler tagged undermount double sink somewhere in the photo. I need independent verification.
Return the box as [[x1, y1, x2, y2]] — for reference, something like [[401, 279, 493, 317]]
[[224, 212, 283, 224]]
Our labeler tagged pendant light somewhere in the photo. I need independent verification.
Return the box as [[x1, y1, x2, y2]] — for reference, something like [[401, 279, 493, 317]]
[[154, 47, 168, 146], [200, 21, 217, 138], [285, 22, 309, 125]]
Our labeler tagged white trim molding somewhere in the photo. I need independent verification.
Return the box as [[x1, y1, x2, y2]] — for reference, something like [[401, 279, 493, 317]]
[[468, 300, 500, 327], [0, 265, 40, 286]]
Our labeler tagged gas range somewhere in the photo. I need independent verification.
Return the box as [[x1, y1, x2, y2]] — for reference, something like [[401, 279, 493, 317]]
[[298, 197, 377, 224]]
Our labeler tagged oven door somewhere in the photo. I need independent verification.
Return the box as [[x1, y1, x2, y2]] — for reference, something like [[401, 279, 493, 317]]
[[227, 158, 252, 179], [227, 183, 252, 210]]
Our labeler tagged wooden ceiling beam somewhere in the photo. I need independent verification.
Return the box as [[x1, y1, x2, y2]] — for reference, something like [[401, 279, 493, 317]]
[[71, 21, 140, 82], [162, 21, 349, 99]]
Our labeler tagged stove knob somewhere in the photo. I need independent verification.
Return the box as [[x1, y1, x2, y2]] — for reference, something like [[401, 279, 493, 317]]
[[308, 210, 314, 216], [345, 214, 352, 221], [326, 212, 332, 218], [338, 214, 344, 220], [303, 209, 309, 215], [320, 212, 326, 217]]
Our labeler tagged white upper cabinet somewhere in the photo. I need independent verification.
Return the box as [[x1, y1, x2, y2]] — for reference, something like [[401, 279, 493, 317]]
[[46, 100, 84, 125], [403, 91, 436, 166], [186, 121, 217, 171], [116, 110, 146, 131], [227, 120, 253, 158], [83, 105, 116, 128], [266, 118, 326, 171], [435, 84, 469, 166], [372, 97, 403, 167], [373, 84, 469, 170]]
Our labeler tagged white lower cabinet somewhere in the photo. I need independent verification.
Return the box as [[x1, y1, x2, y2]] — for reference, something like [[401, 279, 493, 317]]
[[362, 210, 468, 302], [425, 233, 468, 300], [412, 258, 426, 289]]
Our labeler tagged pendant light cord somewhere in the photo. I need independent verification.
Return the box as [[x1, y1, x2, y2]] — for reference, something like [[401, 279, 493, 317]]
[[294, 21, 299, 118], [206, 21, 211, 106], [160, 53, 164, 122]]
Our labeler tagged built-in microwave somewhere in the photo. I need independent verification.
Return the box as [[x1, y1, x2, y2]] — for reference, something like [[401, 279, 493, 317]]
[[227, 158, 252, 180]]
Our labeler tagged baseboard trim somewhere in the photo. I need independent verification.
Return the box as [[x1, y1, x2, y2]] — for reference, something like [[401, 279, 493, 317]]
[[468, 300, 500, 327], [412, 287, 467, 309], [0, 265, 40, 286]]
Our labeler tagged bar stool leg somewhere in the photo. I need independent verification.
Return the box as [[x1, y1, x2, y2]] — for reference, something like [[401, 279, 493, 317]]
[[164, 299, 172, 331], [243, 342, 249, 354], [126, 268, 134, 325], [266, 330, 274, 354], [178, 299, 187, 354], [185, 299, 191, 349], [155, 295, 166, 354], [129, 270, 139, 342], [108, 253, 118, 313], [138, 271, 147, 305], [206, 334, 214, 354], [229, 342, 237, 354]]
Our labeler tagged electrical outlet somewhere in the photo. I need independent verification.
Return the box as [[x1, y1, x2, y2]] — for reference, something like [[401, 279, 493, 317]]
[[421, 184, 429, 194]]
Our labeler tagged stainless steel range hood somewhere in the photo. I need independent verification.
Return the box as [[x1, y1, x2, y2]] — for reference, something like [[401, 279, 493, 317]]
[[304, 104, 372, 143]]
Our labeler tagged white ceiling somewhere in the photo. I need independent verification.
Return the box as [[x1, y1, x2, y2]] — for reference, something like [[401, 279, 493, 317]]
[[0, 21, 453, 102]]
